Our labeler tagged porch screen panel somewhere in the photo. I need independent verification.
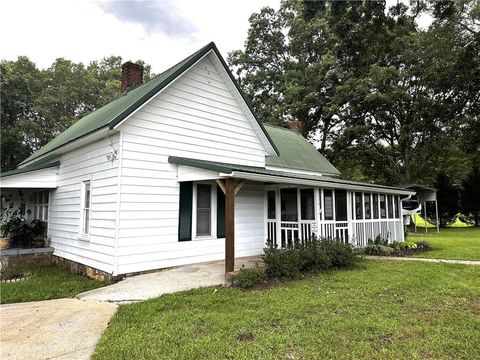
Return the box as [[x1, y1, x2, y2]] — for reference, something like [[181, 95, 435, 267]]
[[335, 189, 347, 221], [380, 194, 387, 219], [355, 192, 363, 219], [395, 196, 402, 219], [387, 195, 393, 218], [267, 191, 276, 219], [364, 193, 372, 219], [217, 185, 225, 238], [300, 189, 315, 220], [373, 194, 379, 219], [281, 188, 298, 221], [178, 182, 193, 241], [324, 189, 334, 220]]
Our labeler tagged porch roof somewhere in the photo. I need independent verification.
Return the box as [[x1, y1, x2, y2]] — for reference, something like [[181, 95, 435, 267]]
[[168, 157, 415, 195], [0, 160, 59, 188]]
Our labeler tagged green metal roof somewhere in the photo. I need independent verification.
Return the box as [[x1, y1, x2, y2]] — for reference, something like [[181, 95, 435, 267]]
[[1, 158, 59, 178], [264, 125, 340, 175], [168, 156, 414, 194], [20, 42, 278, 166]]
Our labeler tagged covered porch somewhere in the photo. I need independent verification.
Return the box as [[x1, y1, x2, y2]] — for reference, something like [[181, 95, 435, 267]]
[[0, 163, 58, 249], [169, 156, 414, 274]]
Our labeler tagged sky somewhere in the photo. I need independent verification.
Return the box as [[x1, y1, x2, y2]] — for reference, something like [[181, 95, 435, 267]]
[[1, 0, 430, 74], [1, 0, 280, 73]]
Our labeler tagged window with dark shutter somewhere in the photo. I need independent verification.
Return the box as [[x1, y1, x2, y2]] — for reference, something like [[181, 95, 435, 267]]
[[178, 182, 193, 241]]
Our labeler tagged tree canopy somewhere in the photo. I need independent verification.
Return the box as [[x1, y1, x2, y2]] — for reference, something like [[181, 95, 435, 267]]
[[228, 0, 480, 186], [0, 56, 152, 171]]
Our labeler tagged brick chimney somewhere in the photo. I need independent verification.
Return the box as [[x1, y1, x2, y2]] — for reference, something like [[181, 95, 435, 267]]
[[288, 120, 304, 132], [121, 61, 143, 93]]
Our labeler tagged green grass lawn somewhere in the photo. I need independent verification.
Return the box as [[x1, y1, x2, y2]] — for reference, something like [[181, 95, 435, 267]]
[[0, 265, 104, 304], [94, 260, 480, 360], [408, 227, 480, 261]]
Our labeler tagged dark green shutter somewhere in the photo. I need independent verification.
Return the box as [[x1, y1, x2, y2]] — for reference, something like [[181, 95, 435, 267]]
[[217, 185, 225, 238], [178, 182, 193, 241]]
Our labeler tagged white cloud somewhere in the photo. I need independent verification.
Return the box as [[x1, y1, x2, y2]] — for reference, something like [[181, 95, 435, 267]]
[[1, 0, 280, 73]]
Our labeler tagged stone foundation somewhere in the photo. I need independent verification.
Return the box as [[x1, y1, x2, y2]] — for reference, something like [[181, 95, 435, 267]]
[[52, 256, 118, 283], [0, 247, 54, 272]]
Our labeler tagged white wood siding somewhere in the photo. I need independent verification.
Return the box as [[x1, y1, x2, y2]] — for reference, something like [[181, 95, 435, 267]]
[[48, 135, 119, 273], [115, 56, 270, 274]]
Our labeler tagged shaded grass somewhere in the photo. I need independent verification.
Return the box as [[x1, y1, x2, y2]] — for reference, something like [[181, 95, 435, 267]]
[[0, 265, 104, 304], [409, 227, 480, 261], [94, 261, 480, 359]]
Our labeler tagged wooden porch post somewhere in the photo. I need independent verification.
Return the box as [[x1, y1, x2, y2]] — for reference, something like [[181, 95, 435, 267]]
[[216, 178, 245, 275]]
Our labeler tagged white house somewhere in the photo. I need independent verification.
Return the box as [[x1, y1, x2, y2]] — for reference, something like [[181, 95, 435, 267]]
[[0, 42, 414, 277]]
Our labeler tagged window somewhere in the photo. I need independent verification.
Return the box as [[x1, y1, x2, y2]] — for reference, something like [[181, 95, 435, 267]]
[[281, 188, 298, 221], [373, 194, 379, 219], [335, 189, 347, 221], [267, 191, 276, 219], [364, 193, 372, 219], [323, 189, 333, 220], [33, 190, 49, 221], [196, 184, 211, 236], [300, 189, 315, 220], [380, 194, 387, 219], [82, 181, 91, 236], [387, 195, 393, 219], [355, 192, 363, 220]]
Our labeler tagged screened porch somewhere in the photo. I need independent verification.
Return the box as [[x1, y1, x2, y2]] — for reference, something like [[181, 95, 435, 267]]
[[265, 186, 404, 247]]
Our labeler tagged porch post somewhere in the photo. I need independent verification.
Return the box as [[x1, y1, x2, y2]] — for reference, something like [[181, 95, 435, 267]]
[[225, 178, 236, 274]]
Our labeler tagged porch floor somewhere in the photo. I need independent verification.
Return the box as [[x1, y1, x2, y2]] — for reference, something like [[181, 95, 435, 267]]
[[76, 256, 263, 303]]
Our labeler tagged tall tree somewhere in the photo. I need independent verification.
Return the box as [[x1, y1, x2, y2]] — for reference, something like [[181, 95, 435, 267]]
[[0, 56, 152, 172], [229, 0, 480, 186], [434, 171, 459, 227], [460, 164, 480, 226]]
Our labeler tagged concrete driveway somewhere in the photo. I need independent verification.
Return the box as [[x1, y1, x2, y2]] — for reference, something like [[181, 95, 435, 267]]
[[0, 256, 262, 360], [0, 298, 117, 360], [77, 256, 263, 303]]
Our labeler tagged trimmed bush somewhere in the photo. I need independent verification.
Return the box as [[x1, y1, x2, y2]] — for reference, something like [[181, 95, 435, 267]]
[[319, 239, 359, 268], [262, 237, 359, 279], [364, 244, 394, 256], [415, 240, 432, 250], [390, 241, 406, 250], [262, 247, 302, 278], [404, 241, 418, 249], [233, 266, 267, 289]]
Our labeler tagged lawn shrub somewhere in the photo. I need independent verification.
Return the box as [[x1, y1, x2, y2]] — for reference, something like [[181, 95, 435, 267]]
[[415, 240, 432, 250], [262, 237, 359, 279], [233, 266, 267, 289], [390, 241, 406, 250], [368, 234, 388, 246], [319, 239, 359, 268], [262, 247, 302, 278], [364, 244, 394, 256], [404, 241, 418, 249], [298, 238, 332, 272]]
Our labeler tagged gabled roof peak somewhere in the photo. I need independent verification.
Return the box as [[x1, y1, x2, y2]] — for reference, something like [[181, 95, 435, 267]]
[[20, 42, 278, 167]]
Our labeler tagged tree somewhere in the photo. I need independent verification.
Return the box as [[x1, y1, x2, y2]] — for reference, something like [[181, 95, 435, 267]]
[[460, 164, 480, 226], [229, 0, 480, 186], [0, 56, 152, 172], [434, 172, 459, 227]]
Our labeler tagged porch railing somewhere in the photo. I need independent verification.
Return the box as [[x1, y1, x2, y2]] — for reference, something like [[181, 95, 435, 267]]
[[267, 218, 404, 248]]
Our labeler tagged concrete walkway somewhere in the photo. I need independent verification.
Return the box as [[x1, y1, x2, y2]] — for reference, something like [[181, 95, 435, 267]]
[[365, 255, 480, 265], [0, 298, 117, 360], [77, 256, 263, 303]]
